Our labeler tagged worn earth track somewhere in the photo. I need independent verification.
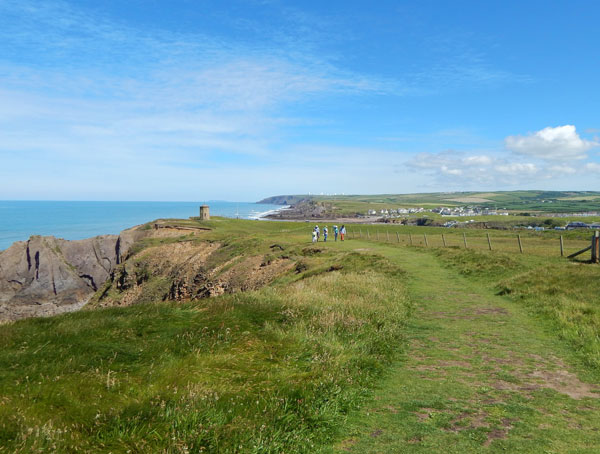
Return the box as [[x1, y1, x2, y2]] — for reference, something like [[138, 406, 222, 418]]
[[334, 244, 600, 453]]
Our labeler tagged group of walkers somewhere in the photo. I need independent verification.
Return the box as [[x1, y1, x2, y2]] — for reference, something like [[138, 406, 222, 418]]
[[312, 224, 346, 243]]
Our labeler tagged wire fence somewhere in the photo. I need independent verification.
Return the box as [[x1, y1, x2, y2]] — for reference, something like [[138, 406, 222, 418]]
[[343, 227, 596, 259]]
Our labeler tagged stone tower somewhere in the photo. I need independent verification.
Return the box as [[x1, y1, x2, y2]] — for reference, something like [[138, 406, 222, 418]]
[[199, 205, 210, 220]]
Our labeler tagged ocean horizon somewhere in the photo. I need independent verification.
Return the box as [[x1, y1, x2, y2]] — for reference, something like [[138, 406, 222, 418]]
[[0, 200, 283, 251]]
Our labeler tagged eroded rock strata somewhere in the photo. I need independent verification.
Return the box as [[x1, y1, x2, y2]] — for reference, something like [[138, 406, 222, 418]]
[[0, 223, 295, 321], [0, 229, 140, 321]]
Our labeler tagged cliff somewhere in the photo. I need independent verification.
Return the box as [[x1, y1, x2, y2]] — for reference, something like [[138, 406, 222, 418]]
[[0, 221, 296, 321], [0, 229, 140, 321]]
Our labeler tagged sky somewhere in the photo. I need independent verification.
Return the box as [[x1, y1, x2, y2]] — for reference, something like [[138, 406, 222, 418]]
[[1, 0, 599, 201]]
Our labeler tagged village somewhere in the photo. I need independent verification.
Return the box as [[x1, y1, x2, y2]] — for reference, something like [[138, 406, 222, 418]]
[[364, 206, 600, 231], [366, 205, 510, 218]]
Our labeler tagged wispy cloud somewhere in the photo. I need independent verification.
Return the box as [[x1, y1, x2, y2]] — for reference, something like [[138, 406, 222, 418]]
[[0, 1, 536, 199], [0, 0, 398, 183]]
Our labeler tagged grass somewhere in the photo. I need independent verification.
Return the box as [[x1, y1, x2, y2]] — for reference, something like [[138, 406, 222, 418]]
[[329, 242, 600, 453], [0, 227, 410, 453], [278, 190, 600, 216], [1, 217, 600, 453], [341, 223, 594, 258], [431, 247, 600, 370]]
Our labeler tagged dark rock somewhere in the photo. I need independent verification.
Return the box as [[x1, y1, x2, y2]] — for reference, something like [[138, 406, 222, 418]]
[[0, 230, 138, 321]]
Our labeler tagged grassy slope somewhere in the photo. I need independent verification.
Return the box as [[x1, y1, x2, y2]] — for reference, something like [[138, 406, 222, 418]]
[[1, 219, 600, 453], [0, 219, 410, 454], [316, 190, 600, 210]]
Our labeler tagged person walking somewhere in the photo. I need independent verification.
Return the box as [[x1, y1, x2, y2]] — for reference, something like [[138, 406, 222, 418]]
[[312, 228, 317, 243], [340, 225, 346, 241], [323, 226, 328, 242], [333, 225, 339, 241], [315, 225, 320, 242]]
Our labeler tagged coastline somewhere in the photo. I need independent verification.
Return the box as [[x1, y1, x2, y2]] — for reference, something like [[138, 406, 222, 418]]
[[251, 205, 291, 220], [260, 201, 380, 224], [0, 201, 282, 250]]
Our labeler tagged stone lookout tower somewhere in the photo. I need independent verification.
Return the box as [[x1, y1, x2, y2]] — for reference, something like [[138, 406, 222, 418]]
[[199, 205, 210, 220]]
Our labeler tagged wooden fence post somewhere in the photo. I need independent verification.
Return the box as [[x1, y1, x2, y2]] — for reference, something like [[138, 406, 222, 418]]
[[396, 232, 400, 243], [517, 234, 523, 254], [463, 232, 468, 249], [409, 233, 413, 246], [593, 231, 600, 263], [442, 234, 446, 247], [424, 234, 428, 247], [487, 233, 492, 251], [560, 235, 564, 257]]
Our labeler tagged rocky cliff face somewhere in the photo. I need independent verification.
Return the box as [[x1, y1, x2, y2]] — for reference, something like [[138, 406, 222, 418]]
[[92, 240, 295, 309], [0, 222, 295, 322], [265, 200, 331, 219], [0, 230, 139, 321]]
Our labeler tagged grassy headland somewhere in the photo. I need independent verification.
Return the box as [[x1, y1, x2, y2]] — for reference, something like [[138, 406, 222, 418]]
[[1, 217, 599, 453], [0, 218, 410, 453]]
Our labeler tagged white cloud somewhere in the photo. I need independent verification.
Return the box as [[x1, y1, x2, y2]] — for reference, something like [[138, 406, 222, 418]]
[[405, 143, 600, 190], [548, 165, 577, 175], [505, 125, 598, 161], [406, 151, 543, 187], [441, 165, 463, 176], [494, 162, 537, 175], [585, 162, 600, 172], [463, 155, 493, 165]]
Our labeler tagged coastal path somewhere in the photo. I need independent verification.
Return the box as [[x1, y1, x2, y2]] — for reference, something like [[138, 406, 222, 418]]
[[331, 242, 600, 453]]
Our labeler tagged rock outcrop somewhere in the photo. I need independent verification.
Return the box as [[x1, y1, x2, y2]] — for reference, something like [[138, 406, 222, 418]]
[[0, 229, 139, 321], [265, 200, 331, 220], [94, 240, 295, 308], [0, 221, 295, 321]]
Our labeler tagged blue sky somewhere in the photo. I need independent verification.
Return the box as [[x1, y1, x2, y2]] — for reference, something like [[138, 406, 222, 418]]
[[1, 0, 599, 201]]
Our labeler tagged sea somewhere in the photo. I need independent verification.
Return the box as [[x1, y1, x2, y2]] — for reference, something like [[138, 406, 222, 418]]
[[0, 201, 283, 251]]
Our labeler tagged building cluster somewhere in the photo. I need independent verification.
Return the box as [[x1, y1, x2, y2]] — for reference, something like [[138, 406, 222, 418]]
[[366, 206, 510, 218], [367, 207, 425, 216], [431, 206, 509, 216]]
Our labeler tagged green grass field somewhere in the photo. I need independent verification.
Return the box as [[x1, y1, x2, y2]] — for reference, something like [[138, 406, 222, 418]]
[[1, 218, 599, 453], [339, 223, 595, 258], [264, 190, 600, 219]]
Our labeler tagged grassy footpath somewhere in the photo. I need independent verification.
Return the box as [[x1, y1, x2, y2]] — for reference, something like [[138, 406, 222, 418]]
[[330, 243, 600, 453]]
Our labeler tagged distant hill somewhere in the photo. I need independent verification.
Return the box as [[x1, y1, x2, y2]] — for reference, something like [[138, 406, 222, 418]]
[[258, 191, 600, 213], [257, 195, 311, 205]]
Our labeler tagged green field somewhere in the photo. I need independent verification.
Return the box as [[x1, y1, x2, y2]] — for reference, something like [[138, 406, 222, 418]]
[[262, 190, 600, 217], [1, 218, 599, 453]]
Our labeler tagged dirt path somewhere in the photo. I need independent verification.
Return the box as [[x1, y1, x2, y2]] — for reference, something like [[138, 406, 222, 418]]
[[333, 245, 600, 453]]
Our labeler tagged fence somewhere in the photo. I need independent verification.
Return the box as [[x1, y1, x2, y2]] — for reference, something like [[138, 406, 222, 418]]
[[343, 227, 599, 261]]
